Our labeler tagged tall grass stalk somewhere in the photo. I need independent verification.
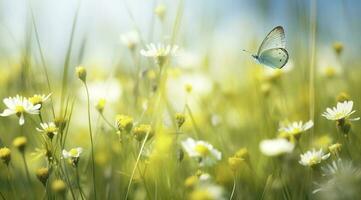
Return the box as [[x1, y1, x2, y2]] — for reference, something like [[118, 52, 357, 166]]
[[60, 0, 81, 117], [84, 82, 97, 199], [308, 0, 317, 140]]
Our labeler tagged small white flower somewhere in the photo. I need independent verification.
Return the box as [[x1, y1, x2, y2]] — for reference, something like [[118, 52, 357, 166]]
[[259, 138, 294, 157], [120, 31, 140, 50], [322, 101, 360, 121], [140, 43, 178, 66], [279, 120, 314, 135], [181, 138, 221, 167], [62, 147, 83, 159], [36, 122, 59, 139], [299, 149, 330, 167], [0, 95, 41, 125]]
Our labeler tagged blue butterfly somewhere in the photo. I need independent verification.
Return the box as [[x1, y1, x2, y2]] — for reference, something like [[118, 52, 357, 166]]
[[245, 26, 289, 69]]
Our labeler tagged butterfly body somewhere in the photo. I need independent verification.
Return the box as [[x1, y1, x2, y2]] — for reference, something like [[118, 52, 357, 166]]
[[249, 26, 289, 69]]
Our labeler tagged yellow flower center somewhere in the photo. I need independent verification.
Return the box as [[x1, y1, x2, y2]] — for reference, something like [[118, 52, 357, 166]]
[[15, 105, 25, 113], [29, 96, 42, 105], [195, 144, 210, 156], [69, 149, 79, 157], [309, 155, 319, 166], [45, 126, 58, 133]]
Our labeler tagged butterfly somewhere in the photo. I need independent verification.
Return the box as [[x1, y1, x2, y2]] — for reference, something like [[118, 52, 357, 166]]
[[244, 26, 289, 69]]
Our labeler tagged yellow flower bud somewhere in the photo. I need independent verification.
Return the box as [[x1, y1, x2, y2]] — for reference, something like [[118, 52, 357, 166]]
[[155, 4, 166, 20], [228, 156, 244, 171], [336, 92, 350, 103], [76, 66, 87, 82], [115, 115, 134, 133], [133, 124, 153, 142], [51, 179, 67, 195], [36, 167, 50, 186], [0, 147, 11, 165], [13, 136, 27, 153], [175, 113, 186, 128], [333, 42, 343, 55], [95, 98, 106, 113]]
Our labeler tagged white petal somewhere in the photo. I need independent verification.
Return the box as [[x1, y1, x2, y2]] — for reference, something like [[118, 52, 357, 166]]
[[19, 114, 25, 125], [0, 109, 16, 116]]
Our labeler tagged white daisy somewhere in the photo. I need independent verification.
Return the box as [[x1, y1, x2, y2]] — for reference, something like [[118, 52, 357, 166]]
[[299, 149, 330, 167], [36, 122, 59, 139], [278, 120, 314, 137], [120, 31, 140, 50], [181, 138, 221, 167], [259, 138, 294, 157], [62, 147, 83, 159], [140, 43, 178, 66], [322, 101, 359, 121], [0, 95, 41, 125]]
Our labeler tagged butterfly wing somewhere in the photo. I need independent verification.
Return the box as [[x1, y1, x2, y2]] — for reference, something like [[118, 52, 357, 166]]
[[258, 48, 289, 69], [257, 26, 286, 55]]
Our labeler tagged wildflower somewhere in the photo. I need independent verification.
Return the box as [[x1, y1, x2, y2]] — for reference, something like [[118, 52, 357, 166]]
[[36, 122, 59, 140], [0, 147, 11, 165], [321, 65, 340, 78], [140, 43, 178, 66], [133, 124, 153, 142], [333, 41, 344, 55], [28, 93, 51, 106], [329, 143, 342, 157], [322, 101, 359, 135], [175, 113, 186, 128], [36, 167, 49, 186], [259, 138, 294, 157], [76, 66, 87, 82], [51, 179, 67, 195], [154, 4, 166, 20], [314, 159, 361, 199], [62, 147, 83, 167], [299, 149, 330, 167], [95, 98, 106, 113], [228, 156, 244, 171], [120, 31, 140, 50], [0, 95, 41, 125], [13, 136, 27, 153], [322, 101, 359, 121], [336, 92, 350, 102], [115, 114, 133, 133], [181, 138, 222, 167], [278, 120, 313, 140]]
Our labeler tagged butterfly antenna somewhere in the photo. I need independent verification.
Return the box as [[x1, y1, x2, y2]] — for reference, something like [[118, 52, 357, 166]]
[[242, 49, 252, 55]]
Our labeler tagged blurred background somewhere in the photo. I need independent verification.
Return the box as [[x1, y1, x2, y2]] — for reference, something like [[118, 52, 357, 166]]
[[1, 0, 361, 199]]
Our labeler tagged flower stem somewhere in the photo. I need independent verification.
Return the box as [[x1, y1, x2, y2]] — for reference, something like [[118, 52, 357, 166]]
[[76, 167, 86, 200], [84, 83, 97, 199], [6, 166, 17, 199], [229, 175, 236, 200], [21, 153, 33, 190]]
